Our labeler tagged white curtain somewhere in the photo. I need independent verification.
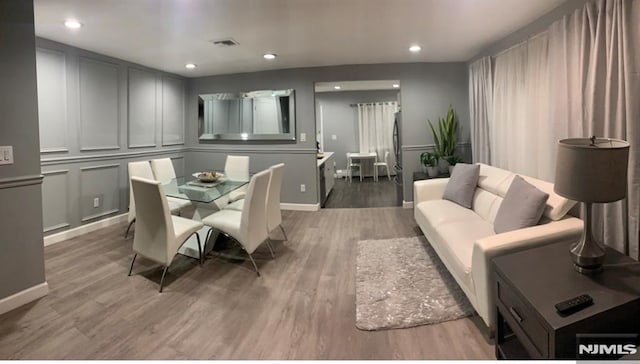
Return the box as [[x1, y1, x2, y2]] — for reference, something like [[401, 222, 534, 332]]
[[492, 33, 554, 179], [480, 0, 640, 257], [546, 0, 640, 257], [469, 56, 493, 164], [357, 102, 398, 176]]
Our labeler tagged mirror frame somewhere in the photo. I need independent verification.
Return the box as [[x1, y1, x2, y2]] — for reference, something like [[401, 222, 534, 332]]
[[198, 89, 296, 141]]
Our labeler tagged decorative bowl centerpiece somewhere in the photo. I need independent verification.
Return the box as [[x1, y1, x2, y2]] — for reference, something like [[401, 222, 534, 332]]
[[193, 171, 224, 183]]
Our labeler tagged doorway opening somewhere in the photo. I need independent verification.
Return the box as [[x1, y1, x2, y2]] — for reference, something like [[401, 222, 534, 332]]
[[314, 80, 402, 209]]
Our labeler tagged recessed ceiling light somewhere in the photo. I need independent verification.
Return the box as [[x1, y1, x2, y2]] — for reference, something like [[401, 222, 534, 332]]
[[393, 84, 400, 88], [263, 53, 277, 60], [185, 63, 197, 69], [409, 45, 422, 53], [64, 19, 82, 29], [334, 86, 341, 90]]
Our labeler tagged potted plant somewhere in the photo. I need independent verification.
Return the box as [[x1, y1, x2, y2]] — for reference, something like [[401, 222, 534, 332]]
[[428, 105, 458, 173], [420, 151, 440, 177], [445, 155, 463, 175]]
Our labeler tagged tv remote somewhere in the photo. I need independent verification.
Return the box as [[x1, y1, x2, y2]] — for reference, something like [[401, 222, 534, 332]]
[[555, 294, 594, 315]]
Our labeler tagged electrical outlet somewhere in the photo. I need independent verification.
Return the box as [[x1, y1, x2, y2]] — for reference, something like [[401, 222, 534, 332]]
[[331, 134, 337, 140], [300, 133, 306, 142], [0, 146, 13, 165], [300, 184, 306, 193], [93, 197, 100, 208]]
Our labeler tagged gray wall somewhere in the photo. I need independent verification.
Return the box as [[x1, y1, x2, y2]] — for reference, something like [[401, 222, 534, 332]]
[[316, 90, 400, 171], [0, 0, 46, 299], [186, 62, 469, 204], [36, 38, 187, 235]]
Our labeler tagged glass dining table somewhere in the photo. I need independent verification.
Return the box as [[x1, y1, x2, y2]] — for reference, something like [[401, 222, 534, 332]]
[[162, 174, 250, 259], [163, 175, 248, 204]]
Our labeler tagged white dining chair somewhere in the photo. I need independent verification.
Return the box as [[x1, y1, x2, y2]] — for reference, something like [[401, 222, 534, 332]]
[[201, 169, 273, 276], [127, 177, 204, 292], [125, 161, 191, 238], [150, 157, 193, 205], [346, 153, 362, 183], [226, 163, 288, 241], [225, 155, 250, 202], [150, 158, 178, 184], [373, 151, 391, 182]]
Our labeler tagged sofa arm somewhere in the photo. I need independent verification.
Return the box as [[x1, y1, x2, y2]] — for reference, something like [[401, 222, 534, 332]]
[[470, 217, 583, 328], [413, 178, 450, 203]]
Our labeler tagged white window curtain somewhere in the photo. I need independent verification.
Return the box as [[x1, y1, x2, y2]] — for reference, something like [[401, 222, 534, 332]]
[[357, 102, 398, 176], [469, 56, 493, 164], [492, 33, 554, 179], [546, 0, 640, 258], [476, 0, 640, 257]]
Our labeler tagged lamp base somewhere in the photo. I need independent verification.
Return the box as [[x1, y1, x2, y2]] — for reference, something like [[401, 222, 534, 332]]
[[570, 240, 605, 275]]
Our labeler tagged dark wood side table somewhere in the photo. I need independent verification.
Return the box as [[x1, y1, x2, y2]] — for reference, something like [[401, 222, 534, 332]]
[[492, 240, 640, 359]]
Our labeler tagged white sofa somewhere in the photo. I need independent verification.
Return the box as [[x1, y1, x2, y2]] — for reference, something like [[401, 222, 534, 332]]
[[413, 163, 583, 329]]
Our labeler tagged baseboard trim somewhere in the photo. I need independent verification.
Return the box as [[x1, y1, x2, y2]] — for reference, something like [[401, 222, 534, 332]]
[[402, 200, 414, 209], [44, 213, 128, 247], [0, 282, 49, 316], [281, 203, 320, 211]]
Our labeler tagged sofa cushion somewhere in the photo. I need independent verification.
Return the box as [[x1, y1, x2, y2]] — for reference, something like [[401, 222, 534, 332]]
[[442, 163, 480, 209], [416, 199, 495, 279], [494, 175, 550, 233], [476, 164, 576, 221], [416, 199, 484, 226]]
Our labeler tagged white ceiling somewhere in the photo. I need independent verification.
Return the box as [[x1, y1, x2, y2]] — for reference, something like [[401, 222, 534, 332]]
[[34, 0, 566, 78]]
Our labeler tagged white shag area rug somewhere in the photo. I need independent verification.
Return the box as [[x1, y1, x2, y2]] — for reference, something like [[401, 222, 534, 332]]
[[355, 236, 474, 330]]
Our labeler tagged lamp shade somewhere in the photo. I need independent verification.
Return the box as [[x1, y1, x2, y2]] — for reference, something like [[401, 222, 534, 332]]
[[554, 138, 630, 203]]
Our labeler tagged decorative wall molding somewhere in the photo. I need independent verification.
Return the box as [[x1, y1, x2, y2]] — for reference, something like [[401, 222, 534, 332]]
[[81, 209, 120, 223], [36, 47, 69, 154], [41, 169, 70, 233], [281, 202, 320, 211], [127, 67, 157, 148], [78, 56, 121, 151], [0, 175, 44, 190], [40, 147, 185, 166], [0, 282, 48, 316], [40, 148, 69, 154], [44, 213, 127, 245], [43, 223, 71, 233], [79, 164, 120, 223]]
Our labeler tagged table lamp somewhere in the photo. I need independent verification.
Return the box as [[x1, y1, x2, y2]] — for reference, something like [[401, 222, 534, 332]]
[[554, 137, 630, 274]]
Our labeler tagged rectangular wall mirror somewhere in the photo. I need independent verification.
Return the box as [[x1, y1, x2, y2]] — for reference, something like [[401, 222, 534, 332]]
[[198, 89, 296, 141]]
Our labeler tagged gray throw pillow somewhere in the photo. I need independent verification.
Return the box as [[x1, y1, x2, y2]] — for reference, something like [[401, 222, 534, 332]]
[[442, 163, 480, 209], [494, 175, 550, 234]]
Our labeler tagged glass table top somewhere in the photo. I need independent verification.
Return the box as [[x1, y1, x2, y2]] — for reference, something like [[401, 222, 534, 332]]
[[162, 175, 249, 204]]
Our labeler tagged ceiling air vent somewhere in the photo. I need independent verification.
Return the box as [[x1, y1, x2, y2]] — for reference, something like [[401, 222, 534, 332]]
[[211, 38, 239, 47]]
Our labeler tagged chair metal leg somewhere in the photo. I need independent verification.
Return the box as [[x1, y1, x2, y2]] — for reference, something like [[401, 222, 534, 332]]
[[128, 254, 137, 276], [196, 232, 203, 265], [266, 238, 275, 258], [386, 165, 391, 181], [124, 220, 135, 238], [205, 228, 213, 246], [247, 253, 261, 277], [279, 224, 289, 241], [159, 266, 169, 292]]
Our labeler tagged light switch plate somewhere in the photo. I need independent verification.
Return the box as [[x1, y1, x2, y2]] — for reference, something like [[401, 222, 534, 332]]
[[331, 134, 337, 140], [0, 146, 13, 165], [300, 133, 306, 142]]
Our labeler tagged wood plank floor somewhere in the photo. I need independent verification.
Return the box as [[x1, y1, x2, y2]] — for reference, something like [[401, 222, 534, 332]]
[[324, 177, 402, 208], [0, 207, 493, 359]]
